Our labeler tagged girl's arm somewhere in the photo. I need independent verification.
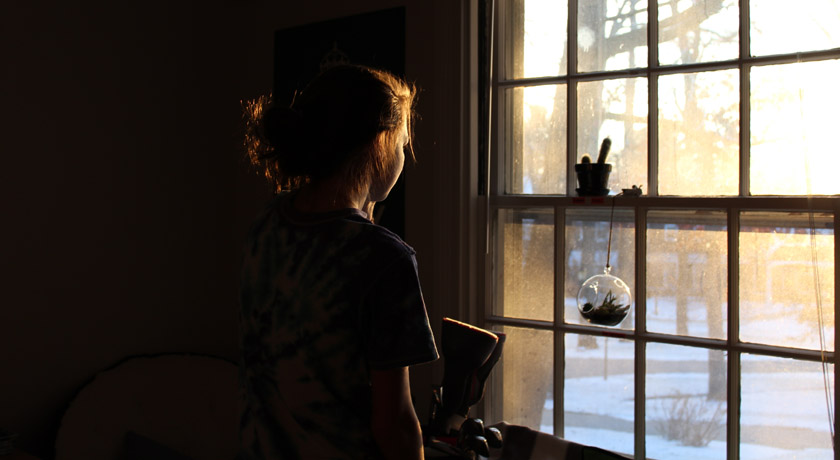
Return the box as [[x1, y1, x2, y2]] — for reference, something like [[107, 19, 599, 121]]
[[370, 366, 424, 460]]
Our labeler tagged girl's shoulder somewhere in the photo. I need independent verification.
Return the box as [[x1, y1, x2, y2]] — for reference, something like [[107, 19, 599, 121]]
[[250, 191, 417, 261], [359, 220, 416, 258]]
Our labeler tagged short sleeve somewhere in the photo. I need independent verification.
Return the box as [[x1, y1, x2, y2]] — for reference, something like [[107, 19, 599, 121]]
[[364, 253, 439, 370]]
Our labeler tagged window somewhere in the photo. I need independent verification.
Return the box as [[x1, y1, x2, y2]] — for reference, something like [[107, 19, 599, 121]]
[[482, 1, 839, 458]]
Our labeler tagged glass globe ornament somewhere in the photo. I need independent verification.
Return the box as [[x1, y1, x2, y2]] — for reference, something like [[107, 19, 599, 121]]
[[577, 267, 632, 326]]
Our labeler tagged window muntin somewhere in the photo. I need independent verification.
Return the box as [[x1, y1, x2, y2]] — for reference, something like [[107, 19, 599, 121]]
[[487, 1, 838, 458]]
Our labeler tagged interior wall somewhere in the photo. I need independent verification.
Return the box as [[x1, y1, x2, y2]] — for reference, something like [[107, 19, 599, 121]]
[[0, 0, 464, 457]]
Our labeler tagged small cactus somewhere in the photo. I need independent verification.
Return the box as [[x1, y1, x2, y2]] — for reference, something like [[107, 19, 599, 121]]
[[597, 137, 611, 164]]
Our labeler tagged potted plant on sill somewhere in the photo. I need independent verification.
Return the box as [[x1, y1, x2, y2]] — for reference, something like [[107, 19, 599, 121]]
[[575, 137, 612, 196]]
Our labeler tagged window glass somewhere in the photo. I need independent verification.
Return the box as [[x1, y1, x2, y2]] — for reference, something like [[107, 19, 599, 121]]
[[578, 0, 648, 72], [750, 0, 840, 56], [565, 334, 634, 455], [646, 343, 727, 458], [489, 326, 554, 430], [658, 0, 739, 65], [750, 60, 840, 195], [740, 354, 835, 459], [647, 210, 727, 339], [506, 0, 569, 79], [577, 78, 648, 194], [490, 1, 839, 456], [565, 208, 635, 328], [658, 69, 739, 196], [495, 208, 555, 321], [505, 85, 567, 195], [739, 212, 835, 351]]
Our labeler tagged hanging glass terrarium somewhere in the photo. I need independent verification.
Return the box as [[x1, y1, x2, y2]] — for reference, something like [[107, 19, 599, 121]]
[[577, 266, 631, 326], [576, 172, 634, 327]]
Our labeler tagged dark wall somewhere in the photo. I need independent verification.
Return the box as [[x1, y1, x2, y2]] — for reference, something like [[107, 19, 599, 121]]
[[1, 2, 253, 456], [0, 1, 465, 457]]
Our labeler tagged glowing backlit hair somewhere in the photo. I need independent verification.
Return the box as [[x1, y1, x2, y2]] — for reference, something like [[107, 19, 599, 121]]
[[243, 65, 416, 196]]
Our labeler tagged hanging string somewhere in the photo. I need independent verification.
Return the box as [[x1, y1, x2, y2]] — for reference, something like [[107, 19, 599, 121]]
[[605, 191, 624, 270], [809, 206, 833, 446], [796, 57, 834, 446], [802, 130, 834, 448]]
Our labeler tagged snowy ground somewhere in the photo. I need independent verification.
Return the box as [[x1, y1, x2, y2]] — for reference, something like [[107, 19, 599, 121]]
[[511, 298, 836, 459], [556, 369, 834, 459]]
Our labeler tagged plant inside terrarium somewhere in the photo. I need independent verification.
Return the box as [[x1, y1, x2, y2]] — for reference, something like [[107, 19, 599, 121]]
[[580, 290, 630, 326]]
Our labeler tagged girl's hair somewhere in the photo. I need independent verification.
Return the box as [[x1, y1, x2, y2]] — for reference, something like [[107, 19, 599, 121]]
[[243, 65, 417, 195]]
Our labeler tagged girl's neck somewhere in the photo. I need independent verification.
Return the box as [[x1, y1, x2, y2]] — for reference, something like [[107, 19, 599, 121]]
[[293, 177, 370, 216]]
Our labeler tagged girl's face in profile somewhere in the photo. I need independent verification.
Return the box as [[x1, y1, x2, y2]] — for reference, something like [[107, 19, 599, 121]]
[[370, 119, 408, 202]]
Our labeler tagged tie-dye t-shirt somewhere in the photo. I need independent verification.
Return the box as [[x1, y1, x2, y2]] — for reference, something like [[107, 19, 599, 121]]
[[238, 192, 438, 460]]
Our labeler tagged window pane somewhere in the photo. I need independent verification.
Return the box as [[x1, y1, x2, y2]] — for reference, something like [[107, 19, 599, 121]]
[[739, 212, 835, 351], [647, 210, 727, 339], [750, 60, 840, 195], [506, 0, 569, 79], [659, 70, 739, 196], [578, 0, 648, 72], [741, 354, 835, 459], [495, 208, 555, 321], [565, 208, 635, 329], [750, 0, 840, 56], [658, 0, 738, 65], [646, 343, 726, 458], [565, 334, 634, 456], [505, 85, 567, 195], [577, 78, 648, 195], [488, 326, 554, 431]]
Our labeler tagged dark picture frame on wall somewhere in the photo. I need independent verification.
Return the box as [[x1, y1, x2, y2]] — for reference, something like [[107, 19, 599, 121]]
[[273, 7, 407, 237]]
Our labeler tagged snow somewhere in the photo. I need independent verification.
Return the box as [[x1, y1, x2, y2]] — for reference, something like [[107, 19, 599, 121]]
[[505, 297, 836, 459]]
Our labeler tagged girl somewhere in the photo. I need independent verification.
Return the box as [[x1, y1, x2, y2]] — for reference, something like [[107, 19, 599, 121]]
[[239, 65, 438, 460]]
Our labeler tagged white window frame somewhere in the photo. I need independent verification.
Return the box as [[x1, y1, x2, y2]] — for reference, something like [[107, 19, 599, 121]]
[[476, 1, 840, 458]]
